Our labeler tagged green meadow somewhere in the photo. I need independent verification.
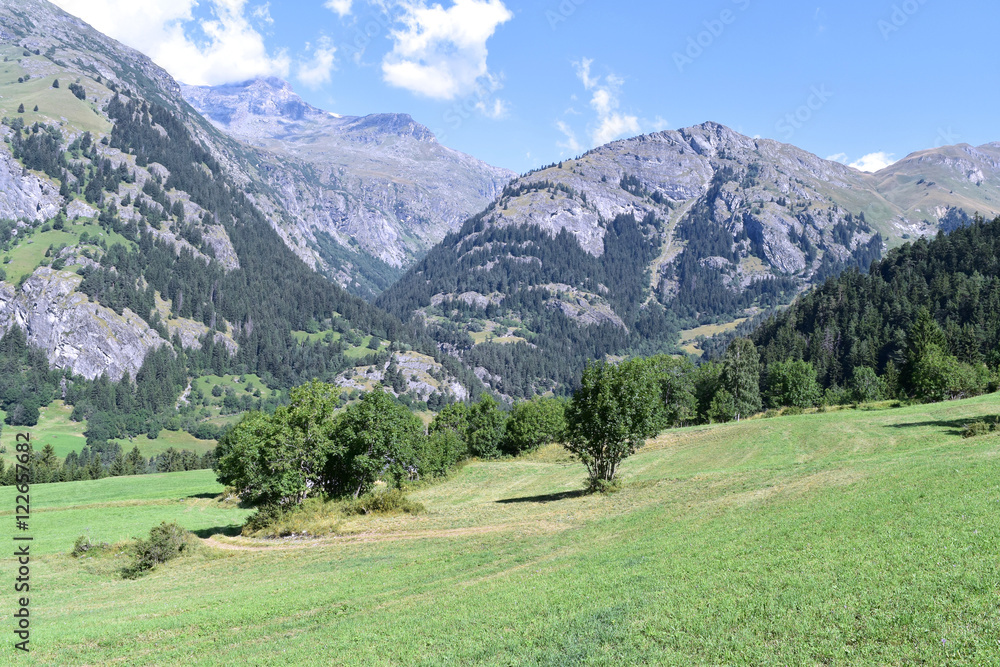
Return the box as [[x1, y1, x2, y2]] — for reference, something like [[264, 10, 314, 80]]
[[3, 220, 135, 284], [1, 395, 999, 664], [0, 48, 112, 136], [0, 401, 215, 469]]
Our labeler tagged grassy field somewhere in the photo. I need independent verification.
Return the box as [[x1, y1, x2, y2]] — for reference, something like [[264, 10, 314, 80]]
[[2, 395, 999, 664], [0, 49, 112, 136], [680, 318, 748, 357], [189, 374, 273, 418], [0, 401, 86, 463], [0, 400, 216, 468], [4, 220, 134, 284]]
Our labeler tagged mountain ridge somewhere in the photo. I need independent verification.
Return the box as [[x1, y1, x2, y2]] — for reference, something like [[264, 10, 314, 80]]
[[378, 120, 1000, 397], [181, 77, 515, 294]]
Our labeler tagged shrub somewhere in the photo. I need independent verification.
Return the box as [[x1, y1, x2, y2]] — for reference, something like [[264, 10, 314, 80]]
[[340, 488, 424, 516], [502, 396, 567, 456], [243, 504, 288, 535], [781, 406, 805, 416], [122, 522, 189, 578], [71, 535, 109, 557], [962, 421, 996, 439], [591, 478, 622, 495]]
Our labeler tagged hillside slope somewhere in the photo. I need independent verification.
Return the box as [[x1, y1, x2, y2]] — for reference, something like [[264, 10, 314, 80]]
[[8, 394, 1000, 664], [0, 0, 481, 403]]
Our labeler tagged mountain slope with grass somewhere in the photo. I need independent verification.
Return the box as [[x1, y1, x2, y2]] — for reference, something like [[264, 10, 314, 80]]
[[4, 393, 999, 664], [0, 0, 486, 475]]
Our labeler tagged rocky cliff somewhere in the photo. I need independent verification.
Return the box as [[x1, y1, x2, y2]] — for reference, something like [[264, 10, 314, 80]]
[[181, 78, 515, 297], [0, 268, 167, 380]]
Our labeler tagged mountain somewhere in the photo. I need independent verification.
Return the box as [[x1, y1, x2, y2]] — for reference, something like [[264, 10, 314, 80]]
[[378, 122, 1000, 397], [181, 78, 515, 298], [0, 0, 481, 412]]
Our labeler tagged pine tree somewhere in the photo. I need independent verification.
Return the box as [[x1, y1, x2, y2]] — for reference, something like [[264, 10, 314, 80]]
[[722, 338, 762, 421]]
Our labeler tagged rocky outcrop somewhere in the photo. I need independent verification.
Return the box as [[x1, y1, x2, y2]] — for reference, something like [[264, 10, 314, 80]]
[[0, 142, 61, 222], [181, 78, 515, 291], [0, 268, 168, 380], [334, 351, 469, 402]]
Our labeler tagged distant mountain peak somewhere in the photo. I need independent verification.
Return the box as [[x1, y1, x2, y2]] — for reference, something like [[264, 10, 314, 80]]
[[180, 77, 324, 127]]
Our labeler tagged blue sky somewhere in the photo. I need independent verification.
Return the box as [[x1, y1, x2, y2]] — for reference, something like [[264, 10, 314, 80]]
[[52, 0, 1000, 173]]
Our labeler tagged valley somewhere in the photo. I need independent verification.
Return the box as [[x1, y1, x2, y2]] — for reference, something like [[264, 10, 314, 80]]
[[1, 0, 999, 663]]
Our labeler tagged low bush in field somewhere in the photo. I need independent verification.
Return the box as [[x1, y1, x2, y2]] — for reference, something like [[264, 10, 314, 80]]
[[122, 522, 191, 579], [340, 488, 424, 516], [70, 535, 110, 557], [242, 489, 424, 538], [962, 419, 998, 439]]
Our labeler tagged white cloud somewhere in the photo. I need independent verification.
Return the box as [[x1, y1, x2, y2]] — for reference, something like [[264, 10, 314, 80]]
[[849, 151, 896, 172], [593, 114, 641, 147], [572, 57, 640, 147], [252, 2, 274, 25], [325, 0, 354, 17], [826, 152, 849, 163], [574, 57, 597, 91], [297, 37, 337, 88], [475, 98, 509, 120], [382, 0, 513, 100], [556, 120, 582, 153], [51, 0, 291, 86]]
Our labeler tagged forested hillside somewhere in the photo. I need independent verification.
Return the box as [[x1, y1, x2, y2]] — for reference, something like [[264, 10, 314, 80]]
[[751, 215, 1000, 394]]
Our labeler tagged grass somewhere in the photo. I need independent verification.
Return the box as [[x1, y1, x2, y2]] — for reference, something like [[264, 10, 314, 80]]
[[680, 318, 748, 356], [127, 428, 216, 457], [0, 400, 215, 468], [291, 329, 342, 344], [2, 394, 1000, 664], [4, 220, 134, 284], [343, 336, 385, 359], [0, 470, 247, 556], [0, 401, 84, 464], [0, 49, 112, 136]]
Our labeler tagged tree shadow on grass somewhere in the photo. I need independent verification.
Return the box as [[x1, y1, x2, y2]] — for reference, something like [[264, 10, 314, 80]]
[[187, 492, 219, 500], [885, 415, 999, 437], [496, 490, 589, 505], [191, 524, 243, 539]]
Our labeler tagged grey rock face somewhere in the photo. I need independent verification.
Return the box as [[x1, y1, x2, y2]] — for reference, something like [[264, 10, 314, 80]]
[[0, 142, 61, 222], [181, 78, 515, 287], [0, 268, 168, 380]]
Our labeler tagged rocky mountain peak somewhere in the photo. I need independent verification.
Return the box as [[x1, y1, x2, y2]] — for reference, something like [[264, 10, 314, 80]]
[[180, 77, 325, 130], [181, 78, 514, 289]]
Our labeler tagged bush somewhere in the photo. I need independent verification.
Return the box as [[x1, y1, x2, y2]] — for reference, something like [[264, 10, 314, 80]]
[[416, 428, 467, 479], [340, 488, 424, 516], [502, 397, 567, 456], [962, 420, 996, 439], [71, 535, 109, 557], [122, 522, 189, 578], [590, 478, 622, 495], [243, 504, 288, 535], [781, 406, 805, 416]]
